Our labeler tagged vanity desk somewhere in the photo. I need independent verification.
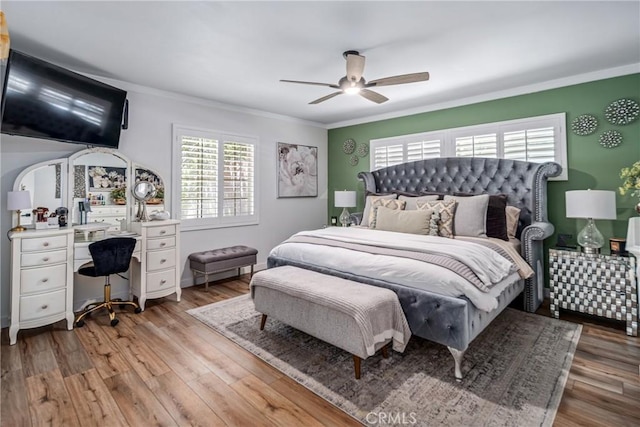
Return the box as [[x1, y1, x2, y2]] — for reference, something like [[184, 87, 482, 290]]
[[8, 147, 180, 345]]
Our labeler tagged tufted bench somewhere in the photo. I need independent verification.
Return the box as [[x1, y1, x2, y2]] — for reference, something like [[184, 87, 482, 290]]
[[189, 246, 258, 291], [250, 265, 411, 379]]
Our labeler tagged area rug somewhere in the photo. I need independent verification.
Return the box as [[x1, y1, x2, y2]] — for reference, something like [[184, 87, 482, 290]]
[[188, 295, 581, 427]]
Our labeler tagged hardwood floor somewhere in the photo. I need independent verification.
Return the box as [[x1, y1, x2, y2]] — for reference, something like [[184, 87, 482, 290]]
[[1, 277, 639, 426]]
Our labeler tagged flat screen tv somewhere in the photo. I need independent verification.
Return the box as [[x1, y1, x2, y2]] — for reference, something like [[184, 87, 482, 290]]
[[1, 49, 127, 148]]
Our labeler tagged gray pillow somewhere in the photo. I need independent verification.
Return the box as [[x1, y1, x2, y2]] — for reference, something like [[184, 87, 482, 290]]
[[361, 194, 397, 227], [373, 206, 431, 235], [443, 194, 489, 237], [398, 194, 439, 210]]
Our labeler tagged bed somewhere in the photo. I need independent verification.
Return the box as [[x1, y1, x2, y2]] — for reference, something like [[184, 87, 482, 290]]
[[267, 157, 561, 378]]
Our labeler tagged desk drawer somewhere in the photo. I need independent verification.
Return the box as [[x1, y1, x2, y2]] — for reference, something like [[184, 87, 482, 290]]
[[147, 236, 175, 250], [20, 289, 66, 322], [146, 269, 176, 292], [21, 249, 67, 267], [22, 235, 67, 252], [21, 264, 67, 294], [147, 248, 176, 272], [147, 225, 176, 238]]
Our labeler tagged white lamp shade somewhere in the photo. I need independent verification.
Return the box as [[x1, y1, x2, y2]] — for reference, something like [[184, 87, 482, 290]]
[[565, 190, 616, 220], [334, 190, 356, 208], [7, 191, 31, 211]]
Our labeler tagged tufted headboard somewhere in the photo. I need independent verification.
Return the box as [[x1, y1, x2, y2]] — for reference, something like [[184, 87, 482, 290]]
[[356, 157, 562, 312]]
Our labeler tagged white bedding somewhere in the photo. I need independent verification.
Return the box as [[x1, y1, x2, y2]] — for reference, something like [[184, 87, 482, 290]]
[[269, 227, 526, 312]]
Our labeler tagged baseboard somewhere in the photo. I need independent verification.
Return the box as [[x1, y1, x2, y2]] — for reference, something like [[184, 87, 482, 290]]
[[180, 262, 267, 288]]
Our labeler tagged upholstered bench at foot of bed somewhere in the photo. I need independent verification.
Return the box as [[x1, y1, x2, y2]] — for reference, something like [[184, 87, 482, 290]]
[[189, 246, 258, 291], [250, 265, 411, 379]]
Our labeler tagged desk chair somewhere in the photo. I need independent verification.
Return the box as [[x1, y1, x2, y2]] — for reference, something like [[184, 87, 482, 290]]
[[75, 237, 142, 327]]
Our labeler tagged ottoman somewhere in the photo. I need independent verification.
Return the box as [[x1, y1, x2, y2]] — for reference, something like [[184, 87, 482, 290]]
[[189, 245, 258, 291]]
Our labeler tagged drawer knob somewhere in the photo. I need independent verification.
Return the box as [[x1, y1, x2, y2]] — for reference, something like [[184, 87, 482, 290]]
[[41, 304, 48, 310], [43, 257, 50, 262], [160, 230, 166, 234], [43, 242, 49, 247], [42, 278, 48, 283], [160, 242, 166, 247], [160, 279, 167, 285], [161, 259, 166, 263]]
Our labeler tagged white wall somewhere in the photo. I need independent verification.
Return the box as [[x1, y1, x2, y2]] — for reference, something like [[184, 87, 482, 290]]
[[0, 80, 327, 327]]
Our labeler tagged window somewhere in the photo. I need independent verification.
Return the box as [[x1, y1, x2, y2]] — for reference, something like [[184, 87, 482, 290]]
[[172, 125, 258, 230], [370, 113, 567, 180]]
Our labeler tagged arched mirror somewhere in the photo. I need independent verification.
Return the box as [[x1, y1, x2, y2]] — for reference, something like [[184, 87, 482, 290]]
[[67, 147, 131, 229], [12, 159, 68, 228]]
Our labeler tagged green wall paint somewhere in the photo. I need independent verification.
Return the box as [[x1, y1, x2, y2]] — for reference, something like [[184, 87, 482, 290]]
[[328, 74, 640, 255]]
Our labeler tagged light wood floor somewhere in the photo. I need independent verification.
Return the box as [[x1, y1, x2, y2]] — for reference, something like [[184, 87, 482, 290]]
[[1, 277, 639, 426]]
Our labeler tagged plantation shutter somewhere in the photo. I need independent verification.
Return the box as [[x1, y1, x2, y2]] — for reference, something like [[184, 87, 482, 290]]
[[223, 140, 255, 217], [407, 139, 441, 161], [180, 136, 218, 220], [373, 143, 404, 169], [503, 127, 556, 162], [454, 133, 497, 158]]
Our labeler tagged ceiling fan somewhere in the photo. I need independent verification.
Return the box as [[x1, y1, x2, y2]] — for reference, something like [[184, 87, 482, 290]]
[[280, 50, 429, 105]]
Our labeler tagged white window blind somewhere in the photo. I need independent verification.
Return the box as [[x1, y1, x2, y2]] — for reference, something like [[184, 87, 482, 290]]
[[369, 113, 567, 180], [173, 125, 258, 229]]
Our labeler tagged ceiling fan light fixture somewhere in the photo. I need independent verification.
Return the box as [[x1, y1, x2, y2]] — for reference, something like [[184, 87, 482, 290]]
[[344, 86, 361, 95]]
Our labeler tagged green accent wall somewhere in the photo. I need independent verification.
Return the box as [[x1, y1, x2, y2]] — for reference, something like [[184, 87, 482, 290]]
[[328, 74, 640, 258]]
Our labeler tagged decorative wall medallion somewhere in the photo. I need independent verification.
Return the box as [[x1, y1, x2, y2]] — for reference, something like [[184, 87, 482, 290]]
[[604, 98, 639, 125], [355, 143, 369, 157], [343, 138, 356, 154], [571, 114, 598, 136], [349, 155, 359, 166], [599, 130, 622, 148]]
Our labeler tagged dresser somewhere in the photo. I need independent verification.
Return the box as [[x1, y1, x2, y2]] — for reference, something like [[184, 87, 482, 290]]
[[88, 205, 127, 230], [549, 248, 638, 336], [8, 228, 75, 345], [130, 219, 181, 310]]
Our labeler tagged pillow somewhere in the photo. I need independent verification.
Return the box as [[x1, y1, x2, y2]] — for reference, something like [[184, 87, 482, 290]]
[[369, 199, 406, 228], [398, 194, 439, 210], [416, 199, 457, 238], [361, 193, 397, 227], [373, 206, 431, 234], [443, 194, 490, 237], [453, 193, 509, 241], [506, 206, 521, 239]]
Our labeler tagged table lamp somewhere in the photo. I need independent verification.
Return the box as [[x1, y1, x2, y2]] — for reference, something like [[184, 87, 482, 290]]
[[566, 190, 616, 254], [334, 190, 356, 227], [7, 190, 31, 232]]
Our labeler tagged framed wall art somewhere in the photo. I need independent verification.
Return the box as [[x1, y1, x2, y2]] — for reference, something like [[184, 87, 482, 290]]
[[277, 142, 318, 198]]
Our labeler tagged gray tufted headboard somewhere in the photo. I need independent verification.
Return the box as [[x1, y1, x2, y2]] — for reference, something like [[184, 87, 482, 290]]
[[356, 157, 562, 312]]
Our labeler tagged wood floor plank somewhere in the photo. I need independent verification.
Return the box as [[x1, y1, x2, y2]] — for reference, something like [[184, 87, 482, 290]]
[[103, 369, 177, 427], [187, 372, 277, 427], [230, 375, 324, 427], [64, 368, 128, 426], [146, 371, 226, 426], [21, 349, 58, 378], [559, 387, 640, 426], [1, 369, 32, 427], [25, 369, 81, 427], [49, 327, 95, 377], [73, 319, 131, 379], [571, 380, 640, 421], [1, 342, 23, 375]]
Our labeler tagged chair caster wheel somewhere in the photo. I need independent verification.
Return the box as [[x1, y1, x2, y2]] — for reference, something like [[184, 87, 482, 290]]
[[134, 307, 142, 314], [110, 318, 119, 327], [75, 320, 85, 328]]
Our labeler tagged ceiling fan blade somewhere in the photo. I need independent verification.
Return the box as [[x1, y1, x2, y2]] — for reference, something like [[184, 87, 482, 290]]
[[359, 89, 388, 104], [346, 53, 365, 83], [309, 91, 343, 105], [366, 72, 430, 87], [280, 79, 339, 89]]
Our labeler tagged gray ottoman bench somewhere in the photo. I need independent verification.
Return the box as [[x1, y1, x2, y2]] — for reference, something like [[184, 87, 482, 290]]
[[189, 245, 258, 291], [250, 265, 411, 379]]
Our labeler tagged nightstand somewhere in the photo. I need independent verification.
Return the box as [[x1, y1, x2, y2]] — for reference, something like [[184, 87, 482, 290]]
[[549, 248, 637, 336]]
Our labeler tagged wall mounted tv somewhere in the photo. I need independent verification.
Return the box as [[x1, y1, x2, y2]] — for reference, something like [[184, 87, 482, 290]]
[[1, 49, 127, 148]]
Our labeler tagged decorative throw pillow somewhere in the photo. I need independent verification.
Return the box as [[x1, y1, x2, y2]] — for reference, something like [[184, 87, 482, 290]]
[[443, 194, 489, 237], [398, 194, 439, 210], [454, 193, 509, 241], [373, 206, 431, 234], [361, 193, 397, 227], [369, 199, 406, 228], [506, 206, 521, 239], [416, 199, 457, 238]]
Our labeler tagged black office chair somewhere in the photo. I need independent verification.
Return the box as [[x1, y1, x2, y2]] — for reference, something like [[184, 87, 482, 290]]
[[75, 237, 142, 327]]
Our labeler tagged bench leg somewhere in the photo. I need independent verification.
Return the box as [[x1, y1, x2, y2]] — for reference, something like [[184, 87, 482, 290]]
[[381, 344, 389, 359], [204, 273, 209, 292], [260, 314, 267, 331], [250, 264, 254, 278], [353, 355, 361, 379]]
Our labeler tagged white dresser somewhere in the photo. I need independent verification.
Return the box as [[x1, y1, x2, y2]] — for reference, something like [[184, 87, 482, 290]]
[[88, 205, 127, 230], [130, 219, 181, 310], [9, 228, 75, 345]]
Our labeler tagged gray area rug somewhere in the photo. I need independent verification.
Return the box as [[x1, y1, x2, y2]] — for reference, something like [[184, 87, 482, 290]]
[[188, 295, 581, 427]]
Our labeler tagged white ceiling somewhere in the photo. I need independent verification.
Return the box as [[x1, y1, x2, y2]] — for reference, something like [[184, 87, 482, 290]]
[[3, 1, 640, 128]]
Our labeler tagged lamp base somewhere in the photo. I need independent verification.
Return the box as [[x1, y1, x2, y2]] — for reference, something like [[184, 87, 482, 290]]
[[339, 207, 351, 227], [9, 225, 27, 232], [581, 246, 600, 255]]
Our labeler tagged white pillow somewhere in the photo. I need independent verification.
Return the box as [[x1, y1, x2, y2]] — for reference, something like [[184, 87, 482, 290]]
[[398, 194, 439, 210], [373, 206, 431, 235], [361, 194, 397, 227], [443, 194, 489, 237]]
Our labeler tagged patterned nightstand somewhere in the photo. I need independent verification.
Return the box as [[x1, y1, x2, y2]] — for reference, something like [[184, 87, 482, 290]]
[[549, 248, 638, 336]]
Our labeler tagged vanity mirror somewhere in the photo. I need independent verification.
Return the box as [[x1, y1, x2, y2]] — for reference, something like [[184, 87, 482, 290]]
[[132, 181, 156, 221], [13, 159, 68, 227]]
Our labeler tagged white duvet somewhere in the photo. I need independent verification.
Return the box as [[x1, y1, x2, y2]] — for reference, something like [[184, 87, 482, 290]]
[[269, 227, 524, 312]]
